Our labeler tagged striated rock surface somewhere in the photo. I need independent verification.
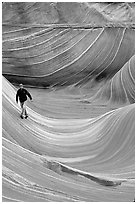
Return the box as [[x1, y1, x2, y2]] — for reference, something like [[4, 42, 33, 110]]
[[2, 2, 135, 202], [2, 2, 135, 88]]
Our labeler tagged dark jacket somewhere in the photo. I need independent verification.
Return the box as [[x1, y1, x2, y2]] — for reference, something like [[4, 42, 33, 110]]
[[16, 88, 32, 103]]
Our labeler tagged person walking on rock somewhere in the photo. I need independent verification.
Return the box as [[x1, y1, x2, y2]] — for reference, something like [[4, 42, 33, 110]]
[[16, 84, 32, 119]]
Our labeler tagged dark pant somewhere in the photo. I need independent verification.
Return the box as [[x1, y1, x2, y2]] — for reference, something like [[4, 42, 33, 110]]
[[20, 101, 28, 116]]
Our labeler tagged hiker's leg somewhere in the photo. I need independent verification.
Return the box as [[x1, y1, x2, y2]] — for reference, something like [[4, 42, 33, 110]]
[[20, 102, 24, 116], [24, 102, 28, 116]]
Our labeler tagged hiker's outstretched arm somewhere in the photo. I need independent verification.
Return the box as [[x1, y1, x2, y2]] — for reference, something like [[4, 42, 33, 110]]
[[26, 90, 32, 100]]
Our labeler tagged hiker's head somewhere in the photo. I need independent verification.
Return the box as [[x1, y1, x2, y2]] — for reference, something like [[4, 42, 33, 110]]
[[19, 84, 23, 89]]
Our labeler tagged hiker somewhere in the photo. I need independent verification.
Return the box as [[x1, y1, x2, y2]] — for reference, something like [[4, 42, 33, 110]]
[[16, 84, 32, 119]]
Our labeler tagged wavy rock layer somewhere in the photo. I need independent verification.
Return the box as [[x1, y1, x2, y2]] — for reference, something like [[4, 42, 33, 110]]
[[92, 55, 135, 104], [2, 2, 135, 88], [2, 77, 135, 202], [2, 2, 135, 202]]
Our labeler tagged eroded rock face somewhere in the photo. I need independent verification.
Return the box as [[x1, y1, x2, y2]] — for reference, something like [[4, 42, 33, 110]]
[[2, 2, 135, 25], [2, 2, 135, 89]]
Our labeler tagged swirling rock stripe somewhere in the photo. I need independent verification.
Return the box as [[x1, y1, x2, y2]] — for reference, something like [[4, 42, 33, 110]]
[[3, 26, 134, 88], [93, 55, 135, 104]]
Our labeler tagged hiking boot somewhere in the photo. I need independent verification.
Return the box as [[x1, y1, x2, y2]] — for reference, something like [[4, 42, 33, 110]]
[[20, 115, 23, 119], [25, 115, 28, 119]]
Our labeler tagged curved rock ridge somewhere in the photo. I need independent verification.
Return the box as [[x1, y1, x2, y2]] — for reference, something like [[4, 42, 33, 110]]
[[90, 55, 135, 104], [2, 2, 135, 88], [2, 77, 135, 201]]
